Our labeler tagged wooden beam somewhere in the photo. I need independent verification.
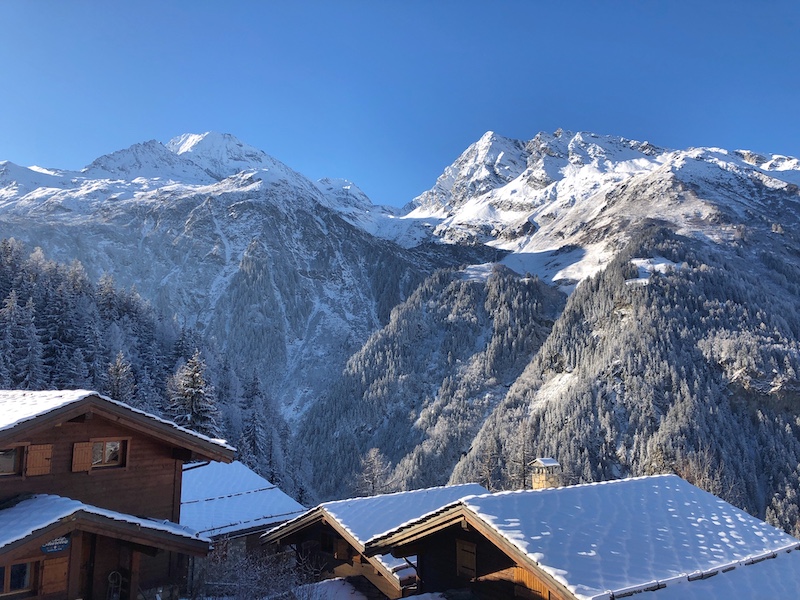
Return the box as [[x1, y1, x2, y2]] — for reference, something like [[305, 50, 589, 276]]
[[67, 531, 84, 600]]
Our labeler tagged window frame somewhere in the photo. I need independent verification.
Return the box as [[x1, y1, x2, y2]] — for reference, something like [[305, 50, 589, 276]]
[[72, 437, 131, 473], [0, 443, 29, 478], [90, 438, 130, 470], [0, 560, 36, 596]]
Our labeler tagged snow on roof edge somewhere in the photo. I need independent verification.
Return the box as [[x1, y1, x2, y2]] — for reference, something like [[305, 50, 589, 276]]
[[584, 543, 800, 600], [262, 483, 486, 545], [0, 494, 209, 551], [193, 508, 308, 537], [0, 389, 235, 453], [368, 495, 480, 544]]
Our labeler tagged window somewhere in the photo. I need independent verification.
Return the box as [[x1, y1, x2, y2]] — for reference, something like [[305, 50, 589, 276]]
[[0, 448, 22, 477], [72, 439, 129, 472], [92, 440, 124, 467], [0, 561, 34, 596]]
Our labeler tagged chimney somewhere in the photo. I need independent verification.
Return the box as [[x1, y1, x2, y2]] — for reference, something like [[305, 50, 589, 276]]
[[531, 458, 561, 490]]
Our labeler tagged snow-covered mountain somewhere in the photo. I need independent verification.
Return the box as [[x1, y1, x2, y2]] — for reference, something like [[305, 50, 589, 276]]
[[0, 132, 479, 417], [2, 130, 800, 527], [358, 129, 800, 292]]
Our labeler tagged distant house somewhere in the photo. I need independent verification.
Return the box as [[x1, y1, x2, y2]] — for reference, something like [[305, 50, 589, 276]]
[[365, 475, 800, 599], [0, 390, 234, 600], [181, 460, 305, 553], [262, 483, 487, 599]]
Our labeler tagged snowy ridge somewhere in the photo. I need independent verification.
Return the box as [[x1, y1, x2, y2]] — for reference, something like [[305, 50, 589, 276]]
[[409, 131, 530, 213], [166, 131, 301, 183], [83, 139, 215, 182]]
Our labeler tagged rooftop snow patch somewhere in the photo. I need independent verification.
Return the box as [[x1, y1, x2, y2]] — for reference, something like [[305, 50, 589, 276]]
[[0, 389, 98, 432], [457, 475, 800, 600], [181, 461, 305, 538]]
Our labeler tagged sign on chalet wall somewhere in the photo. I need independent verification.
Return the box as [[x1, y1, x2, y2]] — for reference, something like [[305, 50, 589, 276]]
[[41, 536, 70, 554]]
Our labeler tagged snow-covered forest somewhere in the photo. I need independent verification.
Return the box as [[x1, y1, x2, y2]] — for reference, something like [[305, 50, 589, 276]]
[[0, 237, 298, 497]]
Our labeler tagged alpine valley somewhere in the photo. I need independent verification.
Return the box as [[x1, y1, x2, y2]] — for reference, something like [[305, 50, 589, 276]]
[[2, 130, 800, 534]]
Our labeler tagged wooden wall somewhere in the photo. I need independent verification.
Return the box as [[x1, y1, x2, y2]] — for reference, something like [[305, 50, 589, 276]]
[[412, 523, 568, 600], [0, 414, 181, 521]]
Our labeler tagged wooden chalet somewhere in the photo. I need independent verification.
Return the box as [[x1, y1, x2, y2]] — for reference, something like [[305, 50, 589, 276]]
[[261, 483, 486, 599], [0, 390, 234, 600], [365, 475, 800, 600]]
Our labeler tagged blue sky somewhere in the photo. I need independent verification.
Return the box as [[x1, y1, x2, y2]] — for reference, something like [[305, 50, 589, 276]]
[[1, 1, 798, 206]]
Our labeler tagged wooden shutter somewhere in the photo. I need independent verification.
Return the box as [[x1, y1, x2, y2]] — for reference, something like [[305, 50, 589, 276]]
[[72, 442, 93, 472], [25, 444, 53, 476], [41, 557, 69, 595], [456, 539, 476, 579]]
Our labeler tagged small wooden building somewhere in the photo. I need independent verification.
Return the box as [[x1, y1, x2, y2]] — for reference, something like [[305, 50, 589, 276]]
[[365, 475, 800, 599], [0, 390, 234, 599], [261, 483, 486, 599]]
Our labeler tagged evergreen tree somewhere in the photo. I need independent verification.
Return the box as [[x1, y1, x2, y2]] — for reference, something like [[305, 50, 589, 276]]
[[166, 349, 222, 438], [133, 367, 162, 414], [106, 351, 136, 405], [238, 406, 268, 473], [1, 294, 45, 390]]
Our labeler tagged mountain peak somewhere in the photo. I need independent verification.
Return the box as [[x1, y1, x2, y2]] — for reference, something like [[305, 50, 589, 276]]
[[165, 131, 293, 181], [409, 131, 529, 213], [167, 131, 246, 156]]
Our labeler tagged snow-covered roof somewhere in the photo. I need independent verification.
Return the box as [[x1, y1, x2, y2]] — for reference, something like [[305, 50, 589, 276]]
[[264, 483, 487, 588], [633, 548, 800, 599], [377, 475, 800, 600], [0, 390, 97, 432], [180, 461, 305, 538], [320, 483, 487, 547], [0, 494, 207, 552], [0, 389, 234, 455], [533, 457, 560, 468]]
